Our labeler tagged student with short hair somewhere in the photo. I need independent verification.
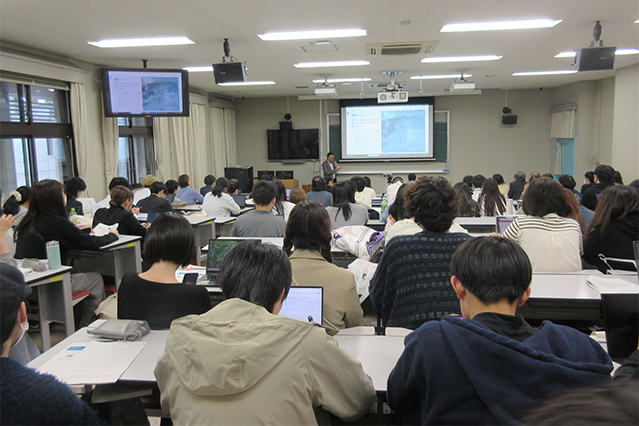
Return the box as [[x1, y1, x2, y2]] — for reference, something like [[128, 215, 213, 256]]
[[92, 185, 147, 239], [582, 165, 616, 211], [407, 173, 417, 182], [471, 174, 486, 201], [96, 177, 131, 209], [307, 176, 333, 207], [462, 175, 473, 188], [230, 181, 286, 237], [558, 174, 582, 203], [501, 177, 583, 272], [228, 178, 246, 208], [202, 177, 241, 218], [370, 177, 472, 329], [387, 237, 613, 425], [133, 174, 158, 206], [529, 171, 541, 182], [289, 187, 308, 204], [137, 181, 173, 214], [283, 201, 366, 330], [200, 174, 215, 196], [177, 174, 204, 204], [154, 240, 375, 425], [581, 171, 595, 194], [165, 179, 180, 203], [508, 171, 526, 200], [326, 181, 368, 230], [65, 176, 87, 216]]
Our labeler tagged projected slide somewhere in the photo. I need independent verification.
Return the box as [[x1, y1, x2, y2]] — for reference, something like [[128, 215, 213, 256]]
[[141, 77, 180, 112], [341, 104, 433, 160]]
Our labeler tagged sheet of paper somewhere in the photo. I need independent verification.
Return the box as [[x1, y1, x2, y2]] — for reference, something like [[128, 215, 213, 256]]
[[35, 341, 147, 385], [587, 275, 639, 294]]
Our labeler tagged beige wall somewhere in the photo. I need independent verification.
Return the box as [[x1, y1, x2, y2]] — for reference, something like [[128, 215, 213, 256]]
[[611, 64, 639, 181]]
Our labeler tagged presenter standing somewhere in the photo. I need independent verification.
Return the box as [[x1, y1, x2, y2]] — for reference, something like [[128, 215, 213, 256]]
[[322, 152, 341, 182]]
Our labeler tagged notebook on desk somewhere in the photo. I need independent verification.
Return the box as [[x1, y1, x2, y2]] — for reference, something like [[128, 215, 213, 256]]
[[279, 286, 323, 324], [204, 239, 258, 286]]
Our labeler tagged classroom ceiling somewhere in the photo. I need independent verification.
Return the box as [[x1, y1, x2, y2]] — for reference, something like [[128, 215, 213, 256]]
[[1, 0, 638, 99]]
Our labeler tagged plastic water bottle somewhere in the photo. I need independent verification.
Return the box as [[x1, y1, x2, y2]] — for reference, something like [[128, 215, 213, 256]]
[[381, 196, 388, 214], [46, 240, 62, 269], [69, 208, 77, 225]]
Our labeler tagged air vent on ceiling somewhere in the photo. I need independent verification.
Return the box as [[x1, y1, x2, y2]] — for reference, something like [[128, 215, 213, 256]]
[[366, 41, 439, 56]]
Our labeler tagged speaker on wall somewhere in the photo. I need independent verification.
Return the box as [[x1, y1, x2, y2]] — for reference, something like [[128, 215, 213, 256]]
[[502, 115, 518, 125]]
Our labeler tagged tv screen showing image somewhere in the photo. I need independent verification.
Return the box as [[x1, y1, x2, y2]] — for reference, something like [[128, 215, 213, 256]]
[[267, 129, 320, 161], [101, 68, 190, 117]]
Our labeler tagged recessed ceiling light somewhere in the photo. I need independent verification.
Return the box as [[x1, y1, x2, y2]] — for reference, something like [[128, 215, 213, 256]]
[[294, 60, 370, 68], [88, 36, 195, 48], [410, 74, 472, 80], [554, 51, 577, 58], [183, 66, 213, 72], [421, 55, 502, 63], [258, 29, 367, 41], [635, 19, 639, 24], [555, 48, 639, 58], [312, 77, 372, 83], [217, 81, 276, 86], [441, 19, 561, 32], [512, 70, 577, 76]]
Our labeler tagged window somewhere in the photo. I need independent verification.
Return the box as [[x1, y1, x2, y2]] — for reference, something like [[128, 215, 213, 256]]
[[117, 117, 155, 184], [0, 81, 75, 193]]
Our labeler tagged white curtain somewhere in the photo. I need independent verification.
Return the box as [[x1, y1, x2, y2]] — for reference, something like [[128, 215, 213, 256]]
[[154, 103, 207, 184], [69, 83, 89, 185], [209, 107, 237, 178], [101, 116, 119, 187], [550, 110, 576, 138]]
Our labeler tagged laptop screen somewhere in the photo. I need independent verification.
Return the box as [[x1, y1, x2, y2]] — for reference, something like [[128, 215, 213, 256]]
[[206, 239, 249, 273], [496, 216, 515, 234], [285, 188, 291, 198], [602, 293, 639, 362], [279, 287, 323, 324]]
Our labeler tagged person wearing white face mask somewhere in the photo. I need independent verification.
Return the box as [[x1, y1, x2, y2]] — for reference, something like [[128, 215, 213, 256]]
[[0, 263, 102, 425]]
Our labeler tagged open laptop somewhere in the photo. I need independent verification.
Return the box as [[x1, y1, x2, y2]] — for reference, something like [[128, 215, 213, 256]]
[[279, 286, 324, 324], [285, 188, 291, 198], [205, 239, 257, 286], [496, 216, 515, 234]]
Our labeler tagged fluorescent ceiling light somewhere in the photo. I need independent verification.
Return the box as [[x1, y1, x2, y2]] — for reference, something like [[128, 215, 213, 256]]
[[441, 19, 561, 32], [294, 60, 370, 68], [217, 81, 276, 86], [421, 55, 502, 63], [555, 48, 639, 58], [183, 66, 213, 72], [88, 36, 195, 48], [258, 29, 367, 41], [410, 74, 472, 80], [513, 70, 577, 76], [312, 77, 372, 83], [635, 19, 639, 23]]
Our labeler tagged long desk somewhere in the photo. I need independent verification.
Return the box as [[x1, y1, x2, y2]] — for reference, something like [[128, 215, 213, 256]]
[[24, 266, 74, 351], [184, 215, 216, 264], [67, 235, 142, 290]]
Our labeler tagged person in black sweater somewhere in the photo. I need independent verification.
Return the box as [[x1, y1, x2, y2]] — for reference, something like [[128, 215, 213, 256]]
[[65, 176, 87, 216], [137, 181, 173, 214], [507, 171, 527, 200], [0, 263, 102, 425], [93, 185, 147, 241], [583, 185, 639, 272], [581, 170, 595, 194], [15, 179, 118, 327], [582, 164, 616, 211], [200, 174, 215, 197]]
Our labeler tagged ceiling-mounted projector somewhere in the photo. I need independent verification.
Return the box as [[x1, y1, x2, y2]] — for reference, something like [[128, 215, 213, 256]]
[[450, 79, 475, 91], [314, 84, 337, 96], [213, 38, 248, 84], [573, 21, 616, 72], [378, 89, 408, 103]]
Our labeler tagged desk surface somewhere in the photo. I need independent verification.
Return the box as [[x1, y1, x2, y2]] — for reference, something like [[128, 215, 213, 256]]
[[24, 265, 73, 283], [529, 273, 638, 300], [453, 217, 501, 226], [100, 235, 142, 250], [184, 215, 215, 226]]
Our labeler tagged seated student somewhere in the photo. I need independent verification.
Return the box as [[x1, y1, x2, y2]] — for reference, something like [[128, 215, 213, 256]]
[[228, 178, 246, 208], [177, 174, 204, 204], [613, 170, 624, 185], [407, 173, 417, 183], [93, 186, 148, 240], [289, 187, 308, 204], [582, 164, 615, 211], [202, 177, 241, 217], [230, 180, 286, 237], [118, 213, 211, 329], [501, 177, 583, 272], [454, 182, 479, 218], [353, 176, 374, 207], [559, 173, 583, 203], [306, 176, 333, 207], [2, 186, 30, 227], [326, 181, 368, 230], [529, 171, 541, 182], [154, 240, 375, 425], [14, 179, 118, 327], [272, 180, 295, 221], [96, 176, 130, 208], [583, 185, 639, 273], [137, 181, 173, 214], [385, 176, 404, 205], [64, 176, 86, 216], [165, 179, 181, 204], [133, 174, 158, 206], [471, 174, 486, 201], [387, 237, 613, 426], [493, 173, 509, 195], [0, 264, 102, 425], [581, 171, 595, 194], [462, 174, 473, 188], [477, 177, 507, 217], [283, 201, 366, 330], [542, 172, 555, 179], [362, 176, 377, 197], [508, 171, 527, 200], [370, 177, 472, 330], [200, 174, 215, 197]]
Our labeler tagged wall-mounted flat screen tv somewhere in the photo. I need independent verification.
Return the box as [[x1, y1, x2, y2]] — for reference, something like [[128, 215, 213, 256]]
[[101, 68, 190, 117], [340, 97, 434, 161], [267, 129, 320, 162]]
